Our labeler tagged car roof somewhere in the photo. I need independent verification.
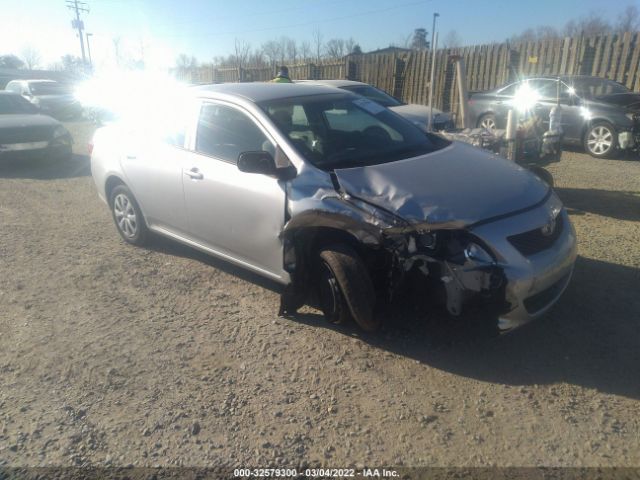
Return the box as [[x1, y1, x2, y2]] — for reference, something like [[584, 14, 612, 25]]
[[296, 79, 366, 88], [6, 79, 57, 84], [193, 82, 351, 103]]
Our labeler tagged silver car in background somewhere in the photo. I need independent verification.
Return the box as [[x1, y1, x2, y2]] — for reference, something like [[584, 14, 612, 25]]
[[90, 83, 576, 333], [298, 79, 454, 131]]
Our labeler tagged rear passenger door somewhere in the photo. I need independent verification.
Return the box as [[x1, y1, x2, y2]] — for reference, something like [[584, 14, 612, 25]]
[[181, 101, 288, 282]]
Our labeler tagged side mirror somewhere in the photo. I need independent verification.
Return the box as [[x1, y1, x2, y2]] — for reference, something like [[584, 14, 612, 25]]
[[237, 151, 278, 176]]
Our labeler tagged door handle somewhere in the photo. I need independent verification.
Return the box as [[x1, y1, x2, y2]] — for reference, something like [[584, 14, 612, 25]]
[[126, 155, 137, 160], [184, 168, 203, 180]]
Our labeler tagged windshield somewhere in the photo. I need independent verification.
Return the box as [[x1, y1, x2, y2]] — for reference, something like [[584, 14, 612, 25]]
[[341, 85, 403, 107], [29, 82, 71, 95], [0, 94, 39, 114], [261, 93, 445, 170], [570, 78, 630, 99]]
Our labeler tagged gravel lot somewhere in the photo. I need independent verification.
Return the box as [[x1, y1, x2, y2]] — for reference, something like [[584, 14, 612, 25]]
[[1, 121, 639, 470]]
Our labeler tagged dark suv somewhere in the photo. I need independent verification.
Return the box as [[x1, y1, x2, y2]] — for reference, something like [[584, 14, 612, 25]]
[[468, 75, 640, 158]]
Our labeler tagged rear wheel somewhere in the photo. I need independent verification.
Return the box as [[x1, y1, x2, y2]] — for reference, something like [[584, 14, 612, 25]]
[[317, 244, 379, 332], [478, 113, 497, 131], [584, 121, 617, 158], [109, 185, 149, 246]]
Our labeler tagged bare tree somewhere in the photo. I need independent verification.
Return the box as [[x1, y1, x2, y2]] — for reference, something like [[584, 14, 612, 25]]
[[616, 5, 640, 33], [563, 12, 611, 36], [312, 28, 324, 63], [262, 40, 281, 66], [345, 37, 357, 55], [175, 53, 198, 70], [233, 38, 251, 70], [325, 38, 345, 59], [286, 38, 298, 64], [299, 40, 311, 62], [21, 45, 41, 70], [510, 25, 559, 43], [442, 30, 462, 48]]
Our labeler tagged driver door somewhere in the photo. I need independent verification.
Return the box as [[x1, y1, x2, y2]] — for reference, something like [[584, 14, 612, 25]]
[[181, 101, 288, 282]]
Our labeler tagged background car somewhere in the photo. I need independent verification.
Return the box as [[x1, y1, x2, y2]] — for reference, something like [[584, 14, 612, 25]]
[[91, 83, 576, 333], [298, 79, 454, 131], [4, 79, 82, 120], [468, 75, 640, 158], [0, 91, 73, 162]]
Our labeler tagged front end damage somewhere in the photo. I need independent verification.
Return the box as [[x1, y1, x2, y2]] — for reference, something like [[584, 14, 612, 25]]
[[281, 169, 577, 332]]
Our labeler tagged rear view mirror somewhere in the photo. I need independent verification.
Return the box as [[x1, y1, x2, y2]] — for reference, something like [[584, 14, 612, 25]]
[[237, 151, 277, 176]]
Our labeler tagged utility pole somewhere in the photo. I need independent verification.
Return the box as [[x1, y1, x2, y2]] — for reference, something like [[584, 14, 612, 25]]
[[86, 33, 93, 69], [66, 0, 89, 66], [427, 12, 439, 131]]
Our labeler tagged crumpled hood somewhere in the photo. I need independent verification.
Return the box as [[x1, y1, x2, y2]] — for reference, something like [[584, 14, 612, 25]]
[[334, 141, 549, 229]]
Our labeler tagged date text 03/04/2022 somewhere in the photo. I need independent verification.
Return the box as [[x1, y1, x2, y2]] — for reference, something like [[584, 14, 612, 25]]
[[233, 467, 399, 477]]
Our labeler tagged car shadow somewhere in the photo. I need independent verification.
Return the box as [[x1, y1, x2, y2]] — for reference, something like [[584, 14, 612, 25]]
[[562, 145, 640, 161], [0, 153, 91, 179], [291, 256, 640, 401], [144, 228, 640, 401], [556, 187, 640, 222], [146, 234, 286, 295]]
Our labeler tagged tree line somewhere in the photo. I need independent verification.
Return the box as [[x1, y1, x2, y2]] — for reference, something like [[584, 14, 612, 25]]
[[509, 5, 640, 42]]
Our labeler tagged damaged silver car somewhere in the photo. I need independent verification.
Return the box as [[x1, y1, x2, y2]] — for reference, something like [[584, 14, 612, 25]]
[[90, 83, 577, 333]]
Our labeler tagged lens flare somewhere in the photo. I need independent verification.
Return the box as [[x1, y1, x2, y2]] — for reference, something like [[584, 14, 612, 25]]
[[75, 70, 191, 135], [510, 82, 541, 113]]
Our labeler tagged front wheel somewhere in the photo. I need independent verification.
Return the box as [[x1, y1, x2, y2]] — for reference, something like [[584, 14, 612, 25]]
[[584, 121, 617, 158], [109, 185, 149, 245], [316, 244, 379, 332], [478, 113, 497, 131]]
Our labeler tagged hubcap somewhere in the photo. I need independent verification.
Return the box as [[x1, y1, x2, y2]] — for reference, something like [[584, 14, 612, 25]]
[[587, 126, 613, 155], [113, 193, 137, 238], [481, 117, 496, 131]]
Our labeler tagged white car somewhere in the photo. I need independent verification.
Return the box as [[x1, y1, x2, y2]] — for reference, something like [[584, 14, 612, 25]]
[[298, 79, 454, 131]]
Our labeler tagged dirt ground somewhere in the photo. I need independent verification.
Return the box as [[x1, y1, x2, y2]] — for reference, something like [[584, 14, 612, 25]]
[[0, 121, 639, 470]]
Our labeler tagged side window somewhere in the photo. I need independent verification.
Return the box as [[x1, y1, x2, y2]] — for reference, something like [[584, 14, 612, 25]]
[[498, 82, 519, 96], [196, 103, 272, 163], [535, 80, 563, 101]]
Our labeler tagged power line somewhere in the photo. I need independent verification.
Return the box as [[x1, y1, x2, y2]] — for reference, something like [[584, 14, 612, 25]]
[[66, 0, 90, 65]]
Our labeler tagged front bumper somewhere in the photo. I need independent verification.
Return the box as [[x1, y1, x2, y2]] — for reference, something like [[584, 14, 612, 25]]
[[471, 206, 577, 332], [0, 140, 72, 162]]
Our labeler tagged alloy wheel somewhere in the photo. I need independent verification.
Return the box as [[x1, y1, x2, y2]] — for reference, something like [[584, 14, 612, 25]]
[[480, 116, 496, 131], [113, 193, 138, 238], [587, 125, 614, 156]]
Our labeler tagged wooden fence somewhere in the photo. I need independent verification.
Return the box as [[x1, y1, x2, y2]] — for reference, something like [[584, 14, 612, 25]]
[[176, 31, 640, 125]]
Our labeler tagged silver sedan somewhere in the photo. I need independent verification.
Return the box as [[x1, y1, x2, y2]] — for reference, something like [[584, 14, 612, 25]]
[[90, 83, 577, 333]]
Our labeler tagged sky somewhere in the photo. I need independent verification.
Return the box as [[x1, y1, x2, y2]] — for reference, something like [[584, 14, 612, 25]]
[[0, 0, 634, 71]]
